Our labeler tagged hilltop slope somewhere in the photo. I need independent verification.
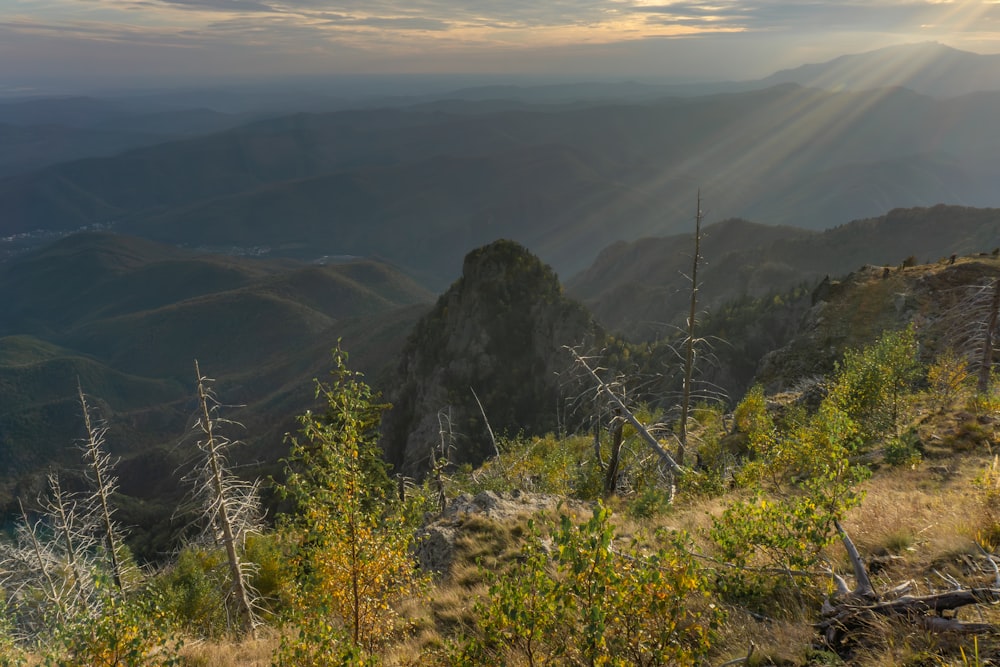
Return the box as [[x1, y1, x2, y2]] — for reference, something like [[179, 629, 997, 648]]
[[570, 205, 1000, 340], [757, 254, 1000, 391]]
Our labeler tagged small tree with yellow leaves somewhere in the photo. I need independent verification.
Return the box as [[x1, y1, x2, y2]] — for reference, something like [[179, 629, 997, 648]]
[[276, 347, 425, 664]]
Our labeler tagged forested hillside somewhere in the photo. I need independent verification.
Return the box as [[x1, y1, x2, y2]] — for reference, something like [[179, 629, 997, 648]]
[[0, 232, 433, 558]]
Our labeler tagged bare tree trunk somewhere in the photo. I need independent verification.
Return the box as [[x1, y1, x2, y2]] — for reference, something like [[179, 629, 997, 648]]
[[471, 387, 500, 458], [678, 191, 703, 466], [603, 408, 624, 497], [77, 384, 124, 592], [568, 347, 684, 476], [195, 360, 258, 639], [833, 519, 874, 598], [432, 408, 452, 512], [978, 278, 1000, 394], [592, 400, 605, 468]]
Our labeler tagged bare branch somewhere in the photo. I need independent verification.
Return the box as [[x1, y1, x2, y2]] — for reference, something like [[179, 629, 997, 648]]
[[567, 346, 684, 477], [77, 382, 126, 592], [833, 519, 875, 598], [189, 360, 262, 638], [470, 387, 499, 459]]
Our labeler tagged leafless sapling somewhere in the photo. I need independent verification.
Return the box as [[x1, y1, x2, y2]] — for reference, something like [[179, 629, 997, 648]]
[[188, 360, 262, 638], [677, 190, 704, 466], [940, 276, 1000, 395], [77, 383, 126, 592]]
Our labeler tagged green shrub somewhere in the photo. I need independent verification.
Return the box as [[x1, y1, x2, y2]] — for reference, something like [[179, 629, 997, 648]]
[[884, 430, 922, 466], [460, 505, 722, 666], [827, 326, 922, 447], [45, 591, 182, 667], [155, 546, 231, 638]]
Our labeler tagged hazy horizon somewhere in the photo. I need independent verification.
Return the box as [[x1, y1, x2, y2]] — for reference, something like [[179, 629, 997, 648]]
[[6, 1, 1000, 96]]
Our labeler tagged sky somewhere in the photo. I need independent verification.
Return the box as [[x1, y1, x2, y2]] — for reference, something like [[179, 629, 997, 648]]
[[4, 0, 1000, 93]]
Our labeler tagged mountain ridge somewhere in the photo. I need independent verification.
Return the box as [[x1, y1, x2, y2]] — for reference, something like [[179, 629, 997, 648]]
[[569, 205, 1000, 340], [7, 83, 1000, 285]]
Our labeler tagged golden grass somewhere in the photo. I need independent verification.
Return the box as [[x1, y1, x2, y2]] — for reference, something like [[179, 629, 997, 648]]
[[175, 632, 280, 667]]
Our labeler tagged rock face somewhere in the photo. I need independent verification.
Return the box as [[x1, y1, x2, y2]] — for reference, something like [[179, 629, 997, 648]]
[[414, 490, 588, 575], [382, 240, 600, 477]]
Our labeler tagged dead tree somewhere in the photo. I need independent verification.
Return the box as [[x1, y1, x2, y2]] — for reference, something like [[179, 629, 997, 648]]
[[603, 407, 625, 497], [431, 407, 455, 512], [471, 386, 500, 459], [0, 475, 100, 638], [677, 190, 704, 466], [190, 360, 262, 638], [567, 347, 684, 478], [0, 500, 77, 634], [979, 279, 1000, 394], [43, 474, 96, 614], [77, 383, 126, 592], [941, 277, 1000, 395], [820, 520, 1000, 650]]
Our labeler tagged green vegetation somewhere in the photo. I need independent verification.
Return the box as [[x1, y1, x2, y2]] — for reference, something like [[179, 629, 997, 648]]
[[6, 239, 1000, 665], [458, 506, 721, 666], [827, 325, 921, 445], [276, 347, 427, 663]]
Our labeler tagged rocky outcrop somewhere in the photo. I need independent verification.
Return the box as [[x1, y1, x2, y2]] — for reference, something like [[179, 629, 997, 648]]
[[415, 490, 589, 575], [757, 257, 1000, 391], [381, 240, 601, 478]]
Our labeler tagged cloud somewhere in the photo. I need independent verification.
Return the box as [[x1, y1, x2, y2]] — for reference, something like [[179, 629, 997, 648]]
[[11, 0, 1000, 46], [3, 0, 1000, 87], [703, 1, 1000, 33], [155, 0, 278, 13], [318, 14, 449, 31], [625, 1, 1000, 34]]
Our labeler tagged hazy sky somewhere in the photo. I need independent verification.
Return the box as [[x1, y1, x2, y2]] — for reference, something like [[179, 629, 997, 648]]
[[5, 0, 1000, 92]]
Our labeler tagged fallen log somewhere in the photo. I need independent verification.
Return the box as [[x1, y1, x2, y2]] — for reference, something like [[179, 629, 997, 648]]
[[820, 520, 1000, 648]]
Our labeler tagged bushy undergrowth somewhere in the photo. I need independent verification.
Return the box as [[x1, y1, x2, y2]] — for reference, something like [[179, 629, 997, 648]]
[[7, 315, 1000, 665], [453, 505, 722, 666]]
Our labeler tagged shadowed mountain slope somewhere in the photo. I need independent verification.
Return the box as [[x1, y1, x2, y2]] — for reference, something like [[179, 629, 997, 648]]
[[382, 240, 601, 476], [569, 206, 1000, 340], [0, 232, 433, 558]]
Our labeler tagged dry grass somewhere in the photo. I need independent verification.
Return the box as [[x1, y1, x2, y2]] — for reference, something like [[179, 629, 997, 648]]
[[176, 632, 280, 666], [844, 462, 981, 555], [710, 611, 817, 666]]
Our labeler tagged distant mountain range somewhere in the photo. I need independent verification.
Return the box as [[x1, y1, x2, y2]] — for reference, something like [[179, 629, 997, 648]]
[[5, 82, 1000, 286], [3, 42, 1000, 287], [0, 97, 264, 179], [759, 42, 1000, 98]]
